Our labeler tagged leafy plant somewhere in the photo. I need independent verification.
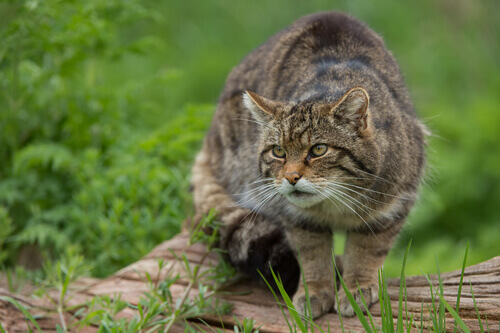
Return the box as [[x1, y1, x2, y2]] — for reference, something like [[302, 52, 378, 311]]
[[0, 207, 13, 264], [4, 210, 235, 332], [75, 210, 234, 332], [0, 0, 214, 277], [233, 317, 261, 333]]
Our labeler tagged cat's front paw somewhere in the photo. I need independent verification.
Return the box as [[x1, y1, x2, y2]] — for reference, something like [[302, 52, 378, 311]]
[[334, 282, 378, 317], [293, 283, 334, 319]]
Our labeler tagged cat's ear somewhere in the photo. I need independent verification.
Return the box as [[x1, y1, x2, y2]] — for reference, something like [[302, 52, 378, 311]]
[[243, 91, 279, 123], [332, 87, 370, 132]]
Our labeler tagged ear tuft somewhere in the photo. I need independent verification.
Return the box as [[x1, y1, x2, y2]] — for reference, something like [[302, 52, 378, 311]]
[[243, 91, 278, 123], [334, 87, 370, 131], [242, 91, 260, 114]]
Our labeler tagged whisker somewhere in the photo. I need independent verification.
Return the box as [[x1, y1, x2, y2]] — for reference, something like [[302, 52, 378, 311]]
[[317, 188, 341, 213], [326, 185, 379, 217], [230, 185, 273, 208], [242, 190, 278, 236], [352, 167, 395, 185], [236, 188, 275, 222], [251, 191, 277, 223], [232, 183, 275, 197], [324, 177, 371, 181], [323, 184, 386, 227], [232, 186, 275, 208], [316, 181, 387, 206], [233, 117, 280, 133], [329, 180, 403, 200], [323, 186, 371, 216], [321, 187, 381, 243], [323, 186, 386, 231], [323, 182, 391, 206], [246, 177, 274, 186]]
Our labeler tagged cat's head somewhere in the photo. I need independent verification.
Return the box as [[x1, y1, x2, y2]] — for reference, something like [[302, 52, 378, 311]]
[[243, 87, 381, 209]]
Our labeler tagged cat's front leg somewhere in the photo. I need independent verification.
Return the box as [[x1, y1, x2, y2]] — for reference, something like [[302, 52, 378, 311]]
[[286, 227, 335, 319], [335, 217, 404, 316]]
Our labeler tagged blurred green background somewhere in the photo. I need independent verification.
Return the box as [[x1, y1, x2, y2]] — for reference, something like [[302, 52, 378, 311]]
[[0, 0, 498, 281]]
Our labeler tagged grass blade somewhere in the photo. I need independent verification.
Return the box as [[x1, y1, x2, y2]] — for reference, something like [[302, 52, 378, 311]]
[[421, 273, 471, 333], [336, 266, 373, 333], [333, 256, 346, 333], [380, 269, 394, 332], [396, 240, 411, 333], [257, 269, 295, 332], [419, 301, 423, 333], [268, 268, 307, 332], [470, 280, 484, 333], [454, 242, 469, 333], [435, 255, 446, 332], [406, 313, 414, 333], [297, 252, 314, 332], [440, 296, 472, 333], [0, 296, 42, 332], [378, 270, 386, 333], [424, 271, 439, 331], [355, 281, 378, 332]]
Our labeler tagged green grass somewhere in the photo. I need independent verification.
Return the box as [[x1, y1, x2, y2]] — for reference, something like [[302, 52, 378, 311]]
[[0, 295, 42, 332], [262, 242, 494, 333]]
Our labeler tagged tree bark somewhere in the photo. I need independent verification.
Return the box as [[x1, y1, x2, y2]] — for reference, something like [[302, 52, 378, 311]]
[[1, 233, 498, 332]]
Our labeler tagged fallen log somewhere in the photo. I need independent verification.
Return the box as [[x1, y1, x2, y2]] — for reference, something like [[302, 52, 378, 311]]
[[1, 233, 499, 332]]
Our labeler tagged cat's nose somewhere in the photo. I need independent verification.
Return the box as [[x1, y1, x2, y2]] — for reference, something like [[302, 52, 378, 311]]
[[285, 172, 301, 185]]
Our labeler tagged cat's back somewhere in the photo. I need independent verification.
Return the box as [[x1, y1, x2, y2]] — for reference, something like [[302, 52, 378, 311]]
[[220, 11, 412, 114]]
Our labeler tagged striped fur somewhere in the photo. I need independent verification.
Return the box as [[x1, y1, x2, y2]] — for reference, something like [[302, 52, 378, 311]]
[[190, 12, 426, 318]]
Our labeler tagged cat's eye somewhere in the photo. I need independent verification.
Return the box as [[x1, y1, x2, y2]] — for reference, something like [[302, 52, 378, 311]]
[[272, 145, 286, 158], [310, 144, 328, 157]]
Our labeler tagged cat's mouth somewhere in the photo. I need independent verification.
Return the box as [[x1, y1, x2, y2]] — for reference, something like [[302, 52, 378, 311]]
[[288, 190, 315, 198], [284, 190, 323, 208]]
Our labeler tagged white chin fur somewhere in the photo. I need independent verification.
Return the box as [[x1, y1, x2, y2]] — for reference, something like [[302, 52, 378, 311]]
[[285, 194, 324, 208], [278, 178, 324, 208]]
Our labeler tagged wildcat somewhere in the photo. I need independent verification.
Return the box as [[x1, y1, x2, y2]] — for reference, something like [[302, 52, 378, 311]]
[[190, 12, 426, 318]]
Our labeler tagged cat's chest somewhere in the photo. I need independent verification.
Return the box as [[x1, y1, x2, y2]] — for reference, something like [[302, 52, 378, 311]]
[[281, 196, 402, 230], [287, 202, 367, 229]]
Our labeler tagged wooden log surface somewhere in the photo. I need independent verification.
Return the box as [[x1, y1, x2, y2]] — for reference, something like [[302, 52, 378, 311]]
[[1, 233, 499, 332]]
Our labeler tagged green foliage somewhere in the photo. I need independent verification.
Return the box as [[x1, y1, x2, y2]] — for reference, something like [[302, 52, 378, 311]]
[[0, 0, 498, 282], [0, 207, 13, 264], [0, 0, 212, 276], [33, 245, 91, 332], [78, 212, 234, 331], [233, 317, 261, 333], [9, 212, 233, 332]]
